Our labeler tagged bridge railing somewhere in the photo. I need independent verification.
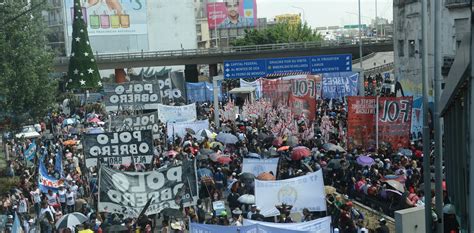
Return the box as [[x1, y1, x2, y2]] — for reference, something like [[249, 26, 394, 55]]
[[55, 41, 393, 65]]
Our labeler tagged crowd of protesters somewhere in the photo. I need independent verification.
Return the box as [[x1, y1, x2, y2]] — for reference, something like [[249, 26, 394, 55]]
[[0, 90, 459, 233]]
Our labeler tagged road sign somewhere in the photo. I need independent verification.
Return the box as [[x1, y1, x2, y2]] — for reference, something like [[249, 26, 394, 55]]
[[224, 54, 352, 79]]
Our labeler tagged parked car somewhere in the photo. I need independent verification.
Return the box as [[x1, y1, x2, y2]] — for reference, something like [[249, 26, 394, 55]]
[[15, 125, 41, 139]]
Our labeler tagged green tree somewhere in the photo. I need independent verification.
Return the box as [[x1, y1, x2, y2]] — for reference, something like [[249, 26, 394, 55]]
[[0, 0, 57, 127], [66, 0, 101, 90], [232, 22, 323, 46]]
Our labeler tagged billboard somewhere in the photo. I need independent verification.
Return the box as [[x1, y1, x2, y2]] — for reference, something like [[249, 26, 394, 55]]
[[207, 0, 257, 30], [64, 0, 148, 36]]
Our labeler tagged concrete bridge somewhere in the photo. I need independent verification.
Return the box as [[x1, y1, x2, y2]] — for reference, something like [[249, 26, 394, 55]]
[[53, 41, 393, 72]]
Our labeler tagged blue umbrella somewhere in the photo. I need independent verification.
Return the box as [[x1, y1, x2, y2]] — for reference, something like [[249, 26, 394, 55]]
[[197, 168, 213, 179], [216, 133, 239, 144]]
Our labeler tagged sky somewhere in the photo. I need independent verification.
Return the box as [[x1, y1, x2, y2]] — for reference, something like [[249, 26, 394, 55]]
[[256, 0, 393, 28]]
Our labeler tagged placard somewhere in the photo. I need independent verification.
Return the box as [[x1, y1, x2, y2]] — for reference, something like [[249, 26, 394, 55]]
[[98, 161, 198, 217], [167, 120, 209, 139], [111, 112, 161, 139], [157, 103, 197, 123], [82, 130, 154, 168]]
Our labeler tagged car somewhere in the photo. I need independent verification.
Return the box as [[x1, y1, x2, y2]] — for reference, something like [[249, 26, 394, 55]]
[[15, 125, 41, 139]]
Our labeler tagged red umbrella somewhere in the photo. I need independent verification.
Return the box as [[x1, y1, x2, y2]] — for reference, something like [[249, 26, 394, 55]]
[[277, 146, 290, 151], [88, 117, 101, 123], [217, 156, 232, 164], [291, 146, 311, 160]]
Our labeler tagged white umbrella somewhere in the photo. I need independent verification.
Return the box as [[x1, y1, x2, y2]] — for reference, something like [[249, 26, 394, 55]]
[[216, 133, 239, 144], [55, 212, 88, 229], [238, 194, 255, 204], [196, 129, 214, 139]]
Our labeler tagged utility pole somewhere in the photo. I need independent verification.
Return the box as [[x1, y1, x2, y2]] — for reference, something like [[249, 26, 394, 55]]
[[358, 0, 365, 96], [374, 0, 378, 41]]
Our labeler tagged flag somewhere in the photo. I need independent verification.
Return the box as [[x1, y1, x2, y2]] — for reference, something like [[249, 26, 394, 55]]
[[54, 152, 64, 178], [12, 212, 23, 233], [24, 140, 37, 161]]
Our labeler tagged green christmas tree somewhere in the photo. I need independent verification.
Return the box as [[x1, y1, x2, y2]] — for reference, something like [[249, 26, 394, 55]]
[[67, 0, 102, 90]]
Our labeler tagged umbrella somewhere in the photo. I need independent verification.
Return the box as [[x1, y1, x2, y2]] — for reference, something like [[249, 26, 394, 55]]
[[185, 128, 196, 135], [88, 118, 101, 123], [384, 180, 405, 192], [398, 148, 413, 157], [256, 172, 275, 181], [258, 133, 273, 141], [209, 153, 222, 162], [196, 129, 214, 138], [167, 150, 178, 158], [278, 146, 290, 151], [55, 212, 88, 229], [196, 154, 209, 161], [200, 148, 214, 155], [322, 143, 346, 153], [380, 189, 403, 199], [161, 208, 184, 218], [104, 225, 128, 233], [327, 159, 350, 170], [210, 142, 224, 150], [286, 136, 299, 147], [239, 172, 255, 181], [197, 168, 213, 179], [62, 118, 76, 127], [216, 133, 239, 144], [291, 146, 311, 160], [238, 194, 255, 204], [248, 153, 261, 159], [63, 139, 77, 146], [356, 156, 375, 167], [325, 186, 337, 195], [217, 156, 232, 164], [272, 137, 283, 147]]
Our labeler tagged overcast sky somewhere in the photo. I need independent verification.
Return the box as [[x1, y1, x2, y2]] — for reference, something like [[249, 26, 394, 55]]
[[257, 0, 393, 28]]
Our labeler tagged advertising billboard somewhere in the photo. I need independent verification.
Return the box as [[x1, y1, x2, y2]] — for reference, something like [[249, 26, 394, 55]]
[[207, 0, 257, 30], [64, 0, 148, 36]]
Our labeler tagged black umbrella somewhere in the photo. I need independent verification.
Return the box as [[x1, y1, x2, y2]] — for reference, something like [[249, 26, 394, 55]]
[[161, 208, 184, 218]]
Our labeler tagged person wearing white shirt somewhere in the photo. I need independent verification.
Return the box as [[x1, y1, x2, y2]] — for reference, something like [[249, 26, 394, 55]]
[[66, 188, 76, 213], [45, 189, 59, 208], [58, 186, 67, 213], [30, 187, 42, 217], [18, 193, 28, 215]]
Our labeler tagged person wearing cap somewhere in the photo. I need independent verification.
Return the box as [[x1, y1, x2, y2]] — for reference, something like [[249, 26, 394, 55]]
[[214, 167, 225, 192], [250, 207, 265, 221], [247, 205, 257, 219], [230, 208, 243, 226], [376, 218, 389, 233]]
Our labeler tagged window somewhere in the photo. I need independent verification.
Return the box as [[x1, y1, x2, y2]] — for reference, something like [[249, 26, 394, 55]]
[[408, 40, 415, 57], [398, 40, 404, 57]]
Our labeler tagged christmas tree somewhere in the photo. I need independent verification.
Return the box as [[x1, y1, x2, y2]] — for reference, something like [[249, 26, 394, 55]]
[[67, 0, 102, 90]]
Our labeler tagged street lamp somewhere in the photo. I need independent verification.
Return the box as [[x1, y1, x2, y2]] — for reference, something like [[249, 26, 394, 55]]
[[291, 6, 305, 24]]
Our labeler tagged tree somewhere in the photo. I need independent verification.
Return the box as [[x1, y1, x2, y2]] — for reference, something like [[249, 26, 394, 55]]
[[232, 22, 323, 46], [0, 0, 57, 127], [66, 0, 101, 90]]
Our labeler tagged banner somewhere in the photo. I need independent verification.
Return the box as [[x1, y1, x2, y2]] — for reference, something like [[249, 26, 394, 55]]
[[242, 158, 279, 177], [156, 72, 187, 105], [261, 78, 291, 104], [65, 0, 148, 36], [322, 72, 359, 99], [39, 157, 64, 193], [207, 0, 257, 30], [190, 217, 332, 233], [255, 170, 326, 217], [98, 161, 198, 217], [288, 76, 321, 120], [411, 97, 423, 141], [111, 112, 161, 139], [244, 217, 332, 233], [347, 96, 413, 150], [347, 96, 376, 149], [54, 152, 64, 178], [167, 120, 209, 139], [104, 81, 161, 111], [240, 79, 262, 99], [157, 103, 197, 123], [82, 130, 154, 168], [378, 97, 413, 150], [186, 82, 222, 103]]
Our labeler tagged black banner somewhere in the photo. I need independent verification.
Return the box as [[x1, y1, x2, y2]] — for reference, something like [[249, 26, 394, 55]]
[[110, 112, 161, 139], [98, 161, 198, 217], [155, 72, 186, 105], [82, 130, 154, 168], [104, 81, 161, 111]]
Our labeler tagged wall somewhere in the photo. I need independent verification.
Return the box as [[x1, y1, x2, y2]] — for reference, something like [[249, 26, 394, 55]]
[[395, 207, 426, 233]]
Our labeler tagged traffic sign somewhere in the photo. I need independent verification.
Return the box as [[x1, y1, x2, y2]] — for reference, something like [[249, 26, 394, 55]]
[[224, 54, 352, 79]]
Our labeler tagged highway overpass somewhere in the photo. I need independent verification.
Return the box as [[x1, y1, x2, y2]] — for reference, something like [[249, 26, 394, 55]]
[[53, 41, 393, 72]]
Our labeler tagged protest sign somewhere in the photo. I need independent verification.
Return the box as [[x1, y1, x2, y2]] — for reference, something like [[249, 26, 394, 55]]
[[255, 170, 326, 217], [82, 130, 154, 168], [98, 161, 198, 217], [322, 72, 359, 99], [288, 76, 320, 120], [347, 96, 376, 149], [378, 97, 413, 150], [190, 216, 332, 233], [167, 120, 209, 139], [111, 112, 161, 139], [157, 103, 197, 123], [242, 158, 279, 177], [104, 81, 161, 111], [212, 201, 226, 216]]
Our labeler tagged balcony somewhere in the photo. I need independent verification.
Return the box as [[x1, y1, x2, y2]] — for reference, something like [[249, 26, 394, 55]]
[[445, 0, 470, 8]]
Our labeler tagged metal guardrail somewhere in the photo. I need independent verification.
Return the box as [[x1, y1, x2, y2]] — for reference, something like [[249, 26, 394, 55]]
[[365, 62, 395, 75], [54, 41, 393, 65]]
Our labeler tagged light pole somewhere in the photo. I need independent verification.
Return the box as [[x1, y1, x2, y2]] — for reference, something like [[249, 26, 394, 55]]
[[291, 6, 305, 24], [374, 0, 377, 41], [358, 0, 365, 97]]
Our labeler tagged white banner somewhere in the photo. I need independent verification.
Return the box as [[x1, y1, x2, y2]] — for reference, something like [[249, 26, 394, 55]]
[[243, 217, 332, 233], [167, 120, 209, 139], [240, 78, 262, 99], [157, 103, 197, 123], [255, 170, 326, 217], [242, 158, 279, 177]]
